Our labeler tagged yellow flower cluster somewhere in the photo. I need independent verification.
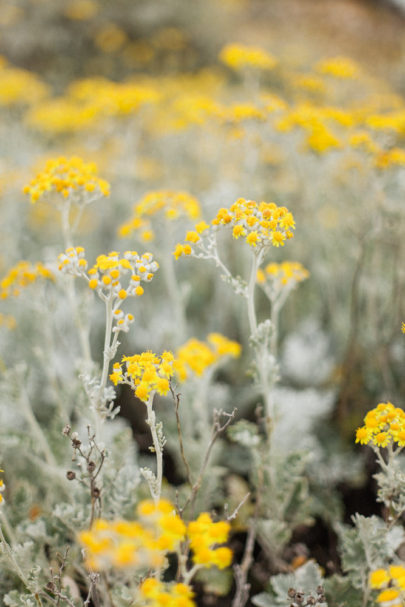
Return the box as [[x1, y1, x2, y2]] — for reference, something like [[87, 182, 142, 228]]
[[0, 261, 54, 299], [69, 78, 160, 115], [79, 499, 186, 571], [221, 103, 266, 124], [188, 513, 232, 569], [79, 499, 233, 577], [28, 79, 160, 133], [270, 92, 405, 162], [375, 148, 405, 169], [219, 43, 277, 71], [27, 99, 100, 134], [118, 190, 201, 241], [276, 105, 345, 154], [174, 333, 241, 381], [294, 74, 327, 95], [23, 156, 110, 203], [316, 56, 360, 79], [110, 351, 175, 402], [355, 402, 405, 449], [174, 198, 295, 258], [58, 248, 157, 333], [0, 63, 49, 106], [138, 578, 195, 607], [370, 566, 405, 606], [257, 261, 309, 288], [59, 248, 156, 295]]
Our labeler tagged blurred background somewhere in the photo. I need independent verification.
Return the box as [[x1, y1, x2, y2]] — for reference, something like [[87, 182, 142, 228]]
[[0, 0, 404, 490]]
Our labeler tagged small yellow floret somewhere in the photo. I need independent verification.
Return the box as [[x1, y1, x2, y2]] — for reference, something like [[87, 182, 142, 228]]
[[370, 569, 390, 589]]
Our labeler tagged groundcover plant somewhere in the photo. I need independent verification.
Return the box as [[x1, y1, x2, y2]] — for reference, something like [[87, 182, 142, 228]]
[[0, 0, 404, 606]]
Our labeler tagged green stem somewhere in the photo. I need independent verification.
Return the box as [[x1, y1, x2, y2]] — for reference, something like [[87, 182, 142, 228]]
[[145, 394, 163, 504], [247, 253, 260, 335], [246, 251, 274, 419], [96, 296, 114, 437], [161, 246, 187, 343]]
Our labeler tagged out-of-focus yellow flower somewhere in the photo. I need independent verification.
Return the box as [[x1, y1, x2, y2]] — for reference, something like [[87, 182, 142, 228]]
[[118, 190, 201, 241], [316, 56, 360, 79], [257, 261, 309, 287], [174, 334, 241, 381], [188, 513, 232, 569], [79, 498, 185, 571], [375, 148, 405, 169], [0, 65, 49, 106], [220, 43, 277, 71], [139, 578, 196, 607], [0, 261, 53, 299]]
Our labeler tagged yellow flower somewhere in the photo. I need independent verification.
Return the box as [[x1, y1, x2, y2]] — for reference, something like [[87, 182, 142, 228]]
[[185, 231, 201, 244], [175, 334, 240, 380], [115, 351, 176, 402], [118, 190, 201, 240], [0, 261, 54, 299], [356, 403, 405, 449], [188, 513, 232, 570], [0, 65, 49, 106], [355, 427, 371, 445], [23, 156, 110, 204], [370, 569, 390, 589], [220, 43, 277, 71], [316, 56, 360, 79], [246, 231, 259, 247], [376, 588, 400, 603], [139, 579, 196, 607]]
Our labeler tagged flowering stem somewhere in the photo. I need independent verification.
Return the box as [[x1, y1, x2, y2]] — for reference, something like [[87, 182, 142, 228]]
[[60, 199, 93, 365], [161, 247, 187, 343], [66, 278, 92, 365], [96, 295, 114, 437], [100, 297, 114, 396], [145, 394, 163, 504], [247, 253, 259, 335], [246, 250, 274, 420]]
